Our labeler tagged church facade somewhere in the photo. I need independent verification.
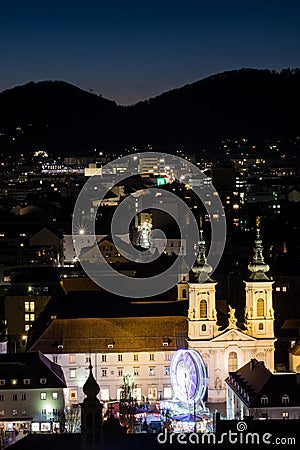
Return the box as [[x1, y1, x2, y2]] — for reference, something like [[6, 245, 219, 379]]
[[187, 227, 275, 403]]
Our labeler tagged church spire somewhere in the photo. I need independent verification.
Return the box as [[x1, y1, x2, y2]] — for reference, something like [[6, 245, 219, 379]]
[[248, 216, 270, 281], [191, 217, 213, 283], [80, 359, 103, 449], [82, 358, 101, 404]]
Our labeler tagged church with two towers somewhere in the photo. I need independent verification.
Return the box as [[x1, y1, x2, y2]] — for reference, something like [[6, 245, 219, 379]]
[[187, 224, 275, 403]]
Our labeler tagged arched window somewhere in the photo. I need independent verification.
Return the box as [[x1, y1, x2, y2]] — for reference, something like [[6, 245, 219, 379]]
[[261, 395, 268, 405], [200, 299, 207, 318], [257, 298, 264, 316], [182, 289, 187, 298], [201, 324, 206, 332], [258, 323, 264, 330], [282, 395, 289, 405], [228, 351, 238, 372]]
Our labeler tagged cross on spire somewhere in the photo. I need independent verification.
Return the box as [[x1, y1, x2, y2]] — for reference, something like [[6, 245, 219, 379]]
[[191, 217, 213, 283], [248, 217, 270, 280]]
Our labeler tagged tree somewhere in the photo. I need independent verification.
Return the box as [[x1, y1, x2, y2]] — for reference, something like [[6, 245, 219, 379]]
[[64, 404, 80, 433], [119, 374, 137, 432]]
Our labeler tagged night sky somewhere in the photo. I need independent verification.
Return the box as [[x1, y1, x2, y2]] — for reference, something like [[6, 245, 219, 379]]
[[1, 0, 300, 105]]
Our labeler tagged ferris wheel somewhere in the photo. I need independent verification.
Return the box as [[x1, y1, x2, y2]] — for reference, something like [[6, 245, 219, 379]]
[[170, 349, 207, 404]]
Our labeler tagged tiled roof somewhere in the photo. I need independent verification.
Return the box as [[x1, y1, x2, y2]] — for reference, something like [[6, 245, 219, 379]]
[[0, 351, 66, 389], [226, 358, 300, 407], [27, 316, 188, 353], [26, 286, 188, 351], [60, 277, 101, 293]]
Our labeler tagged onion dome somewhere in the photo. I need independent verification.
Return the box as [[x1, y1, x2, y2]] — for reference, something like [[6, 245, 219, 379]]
[[191, 229, 213, 283], [82, 359, 100, 404], [248, 225, 270, 281]]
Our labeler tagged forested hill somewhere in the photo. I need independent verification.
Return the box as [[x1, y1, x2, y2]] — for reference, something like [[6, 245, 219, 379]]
[[1, 68, 300, 156]]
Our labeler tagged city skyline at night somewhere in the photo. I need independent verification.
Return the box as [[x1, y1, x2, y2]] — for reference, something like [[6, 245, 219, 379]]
[[1, 1, 300, 447]]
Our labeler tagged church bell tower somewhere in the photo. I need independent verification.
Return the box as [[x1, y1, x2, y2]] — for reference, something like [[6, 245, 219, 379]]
[[244, 218, 275, 370], [188, 228, 219, 340]]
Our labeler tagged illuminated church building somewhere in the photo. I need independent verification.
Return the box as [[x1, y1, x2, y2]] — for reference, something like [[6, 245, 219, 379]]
[[187, 226, 275, 403], [26, 225, 276, 410]]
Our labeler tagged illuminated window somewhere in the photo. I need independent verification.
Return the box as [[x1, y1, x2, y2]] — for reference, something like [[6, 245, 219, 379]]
[[282, 286, 287, 292], [257, 298, 264, 316], [101, 389, 110, 401], [70, 369, 76, 378], [282, 411, 289, 419], [24, 325, 30, 332], [52, 392, 58, 400], [12, 409, 17, 416], [24, 313, 35, 322], [69, 390, 77, 401], [0, 410, 4, 416], [163, 387, 172, 399], [228, 352, 238, 372], [69, 355, 76, 364], [40, 392, 46, 400], [261, 395, 268, 405], [200, 299, 207, 318], [148, 387, 157, 399], [24, 301, 35, 312], [11, 379, 18, 386]]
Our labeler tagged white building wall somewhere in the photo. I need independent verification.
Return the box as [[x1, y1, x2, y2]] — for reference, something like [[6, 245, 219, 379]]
[[47, 350, 174, 406], [0, 388, 65, 424]]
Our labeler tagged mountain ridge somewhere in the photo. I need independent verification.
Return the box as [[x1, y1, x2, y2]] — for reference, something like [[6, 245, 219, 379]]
[[1, 68, 300, 156]]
